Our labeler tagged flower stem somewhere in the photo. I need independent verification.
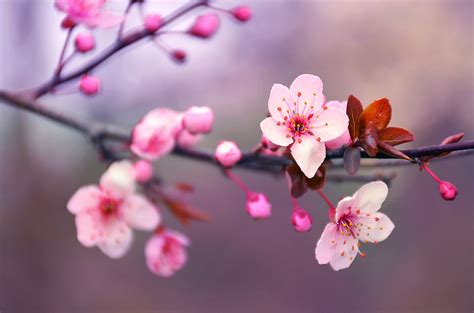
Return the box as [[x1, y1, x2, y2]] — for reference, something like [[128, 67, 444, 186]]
[[54, 27, 74, 79], [317, 189, 336, 222], [421, 163, 442, 183], [225, 169, 251, 194]]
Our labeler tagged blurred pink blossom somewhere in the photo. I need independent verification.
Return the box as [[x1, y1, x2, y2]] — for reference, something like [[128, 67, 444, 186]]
[[215, 141, 242, 167], [55, 0, 123, 28], [231, 6, 252, 22], [183, 106, 214, 134], [260, 74, 348, 178], [145, 229, 190, 277], [315, 181, 394, 271], [79, 75, 100, 95], [291, 208, 313, 232], [246, 192, 272, 219], [74, 32, 95, 53], [67, 161, 161, 258], [189, 14, 220, 39], [144, 14, 162, 32], [133, 160, 154, 183]]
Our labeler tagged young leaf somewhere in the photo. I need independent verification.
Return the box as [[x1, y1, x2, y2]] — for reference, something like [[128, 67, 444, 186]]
[[360, 123, 379, 157], [377, 141, 413, 161], [378, 127, 415, 146], [359, 98, 392, 131], [287, 163, 308, 198], [347, 95, 363, 141], [440, 133, 464, 145], [343, 146, 361, 175], [305, 166, 326, 190], [164, 198, 210, 224]]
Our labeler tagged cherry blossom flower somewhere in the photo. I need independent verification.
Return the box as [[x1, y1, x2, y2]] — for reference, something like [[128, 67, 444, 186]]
[[67, 161, 161, 258], [260, 74, 348, 178], [145, 229, 190, 277], [315, 181, 395, 271], [324, 100, 351, 150], [131, 108, 183, 161], [55, 0, 123, 28]]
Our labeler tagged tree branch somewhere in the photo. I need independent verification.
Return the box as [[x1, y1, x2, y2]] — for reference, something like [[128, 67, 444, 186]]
[[1, 90, 473, 174]]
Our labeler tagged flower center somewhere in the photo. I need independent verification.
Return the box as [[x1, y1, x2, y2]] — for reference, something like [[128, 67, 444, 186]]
[[286, 113, 313, 137], [337, 214, 357, 237], [99, 197, 119, 216]]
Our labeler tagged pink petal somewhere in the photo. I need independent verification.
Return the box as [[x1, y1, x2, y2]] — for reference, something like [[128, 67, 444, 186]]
[[357, 212, 395, 243], [97, 220, 133, 259], [310, 107, 349, 142], [289, 74, 325, 113], [96, 12, 124, 28], [334, 196, 355, 222], [67, 185, 101, 214], [325, 100, 347, 111], [325, 129, 351, 150], [75, 211, 102, 247], [100, 161, 136, 198], [260, 117, 293, 147], [267, 84, 292, 120], [353, 181, 389, 213], [290, 135, 325, 178], [315, 223, 338, 264], [121, 194, 161, 231], [329, 235, 359, 271], [54, 0, 70, 11]]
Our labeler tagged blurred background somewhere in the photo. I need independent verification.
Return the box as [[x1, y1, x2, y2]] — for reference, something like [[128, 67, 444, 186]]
[[0, 0, 473, 312]]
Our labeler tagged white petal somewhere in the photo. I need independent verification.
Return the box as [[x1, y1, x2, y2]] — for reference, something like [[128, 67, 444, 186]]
[[329, 235, 359, 271], [100, 161, 136, 197], [310, 107, 349, 142], [97, 220, 133, 259], [357, 212, 395, 243], [67, 185, 101, 214], [353, 181, 389, 213], [315, 223, 338, 264], [290, 135, 325, 178], [289, 74, 325, 113], [75, 211, 102, 247], [334, 196, 355, 222], [121, 195, 161, 231], [260, 117, 293, 147], [267, 84, 293, 120]]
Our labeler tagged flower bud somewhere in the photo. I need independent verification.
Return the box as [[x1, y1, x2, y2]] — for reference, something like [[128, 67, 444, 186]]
[[133, 160, 153, 183], [261, 134, 279, 151], [61, 16, 76, 29], [189, 14, 220, 39], [438, 181, 458, 201], [144, 14, 162, 32], [176, 130, 202, 148], [74, 32, 95, 53], [246, 192, 271, 219], [215, 141, 242, 167], [231, 6, 252, 22], [183, 106, 214, 134], [291, 208, 313, 232], [79, 75, 100, 96], [172, 50, 186, 63]]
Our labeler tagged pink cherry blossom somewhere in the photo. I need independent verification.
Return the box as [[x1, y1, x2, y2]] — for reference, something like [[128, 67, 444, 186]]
[[176, 129, 202, 148], [144, 14, 162, 32], [246, 192, 272, 219], [182, 106, 214, 134], [67, 161, 161, 258], [231, 6, 252, 22], [292, 208, 312, 232], [55, 0, 123, 28], [131, 108, 183, 161], [133, 160, 153, 183], [215, 141, 242, 167], [189, 14, 220, 39], [324, 100, 351, 150], [145, 229, 190, 277], [260, 74, 348, 178], [315, 181, 394, 271]]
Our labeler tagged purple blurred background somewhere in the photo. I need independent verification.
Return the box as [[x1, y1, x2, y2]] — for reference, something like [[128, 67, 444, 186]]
[[0, 1, 473, 312]]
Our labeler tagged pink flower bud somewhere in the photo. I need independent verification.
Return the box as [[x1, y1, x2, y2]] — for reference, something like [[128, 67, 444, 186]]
[[79, 75, 100, 96], [246, 192, 271, 219], [133, 160, 153, 183], [144, 14, 162, 32], [61, 16, 76, 29], [291, 208, 313, 232], [189, 14, 220, 39], [231, 6, 252, 22], [438, 181, 458, 201], [215, 141, 242, 167], [261, 134, 279, 151], [74, 32, 95, 53], [172, 50, 186, 63], [183, 106, 214, 134]]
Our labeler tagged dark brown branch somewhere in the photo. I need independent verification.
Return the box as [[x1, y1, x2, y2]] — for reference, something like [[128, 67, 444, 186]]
[[1, 90, 473, 174], [32, 0, 209, 98]]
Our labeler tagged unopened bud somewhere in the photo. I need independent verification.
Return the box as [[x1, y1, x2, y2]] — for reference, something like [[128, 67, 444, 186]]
[[79, 75, 100, 96], [291, 208, 313, 232], [144, 14, 162, 32], [74, 32, 95, 53], [438, 181, 458, 201], [231, 6, 252, 22], [246, 192, 271, 219], [189, 14, 220, 39], [215, 141, 242, 167]]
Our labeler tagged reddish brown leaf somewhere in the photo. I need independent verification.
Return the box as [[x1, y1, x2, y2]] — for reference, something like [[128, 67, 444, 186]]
[[305, 166, 326, 190], [287, 163, 307, 198], [377, 141, 413, 161], [359, 98, 392, 131], [440, 133, 464, 145], [347, 95, 363, 141], [360, 123, 379, 157], [164, 199, 209, 225], [378, 127, 415, 146]]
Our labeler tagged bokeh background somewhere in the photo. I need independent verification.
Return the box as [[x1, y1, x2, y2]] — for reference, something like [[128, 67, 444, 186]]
[[0, 0, 473, 312]]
